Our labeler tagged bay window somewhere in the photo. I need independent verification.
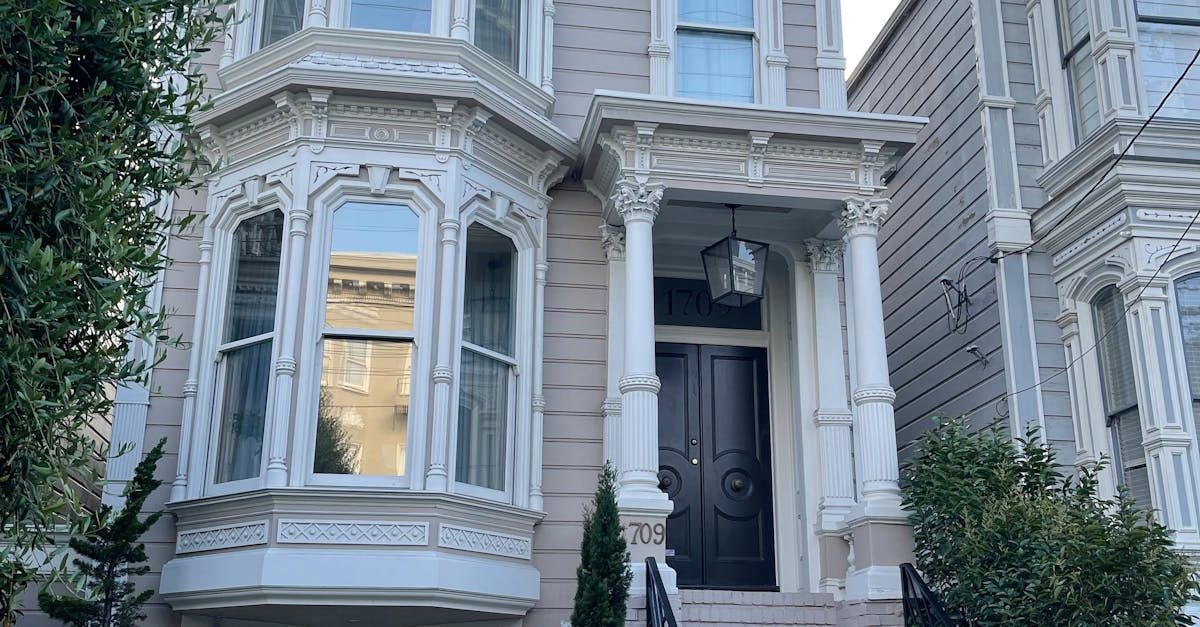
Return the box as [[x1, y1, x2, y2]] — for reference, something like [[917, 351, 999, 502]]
[[1057, 0, 1100, 140], [1093, 286, 1152, 510], [213, 210, 285, 485], [456, 223, 518, 494], [676, 0, 755, 102], [315, 202, 419, 479], [1136, 0, 1200, 118]]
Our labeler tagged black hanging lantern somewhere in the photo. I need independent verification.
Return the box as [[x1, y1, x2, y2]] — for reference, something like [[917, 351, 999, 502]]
[[701, 204, 769, 307]]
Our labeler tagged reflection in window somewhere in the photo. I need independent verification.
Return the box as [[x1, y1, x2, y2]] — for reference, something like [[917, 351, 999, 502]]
[[259, 0, 305, 47], [350, 0, 432, 32], [456, 224, 516, 491], [1093, 286, 1152, 511], [1058, 0, 1099, 139], [214, 210, 285, 484], [475, 0, 521, 71], [1137, 0, 1200, 118], [315, 202, 418, 477], [1175, 275, 1200, 442], [676, 0, 754, 103]]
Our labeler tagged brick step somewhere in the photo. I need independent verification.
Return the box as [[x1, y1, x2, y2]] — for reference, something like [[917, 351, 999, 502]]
[[677, 590, 839, 625]]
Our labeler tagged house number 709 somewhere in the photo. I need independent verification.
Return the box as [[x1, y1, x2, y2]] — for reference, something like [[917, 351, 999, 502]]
[[627, 522, 666, 545]]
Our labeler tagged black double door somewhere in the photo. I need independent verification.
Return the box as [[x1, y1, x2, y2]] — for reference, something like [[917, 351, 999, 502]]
[[656, 343, 776, 589]]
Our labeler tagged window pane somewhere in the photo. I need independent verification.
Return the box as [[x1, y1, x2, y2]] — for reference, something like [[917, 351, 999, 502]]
[[1176, 277, 1200, 440], [316, 339, 412, 476], [350, 0, 431, 32], [214, 340, 273, 483], [1111, 409, 1153, 511], [225, 210, 284, 342], [475, 0, 521, 71], [1060, 0, 1090, 47], [463, 224, 516, 355], [260, 0, 305, 47], [679, 0, 753, 27], [1094, 286, 1137, 413], [1139, 22, 1200, 119], [456, 349, 509, 491], [326, 202, 419, 332], [677, 31, 754, 102], [1138, 0, 1200, 21], [1068, 51, 1101, 138]]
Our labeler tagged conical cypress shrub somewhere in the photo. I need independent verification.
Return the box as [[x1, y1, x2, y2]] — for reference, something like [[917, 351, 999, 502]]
[[571, 463, 631, 627]]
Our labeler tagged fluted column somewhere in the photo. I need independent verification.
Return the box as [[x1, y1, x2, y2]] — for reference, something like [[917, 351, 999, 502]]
[[611, 181, 671, 513], [529, 255, 548, 511], [840, 197, 909, 601]]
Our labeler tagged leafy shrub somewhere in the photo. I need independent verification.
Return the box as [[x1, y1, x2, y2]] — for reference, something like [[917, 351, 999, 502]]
[[902, 418, 1198, 625], [571, 463, 631, 627]]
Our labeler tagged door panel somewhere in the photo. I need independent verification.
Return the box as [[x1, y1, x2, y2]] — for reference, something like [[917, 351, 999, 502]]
[[656, 343, 775, 589], [656, 344, 702, 585]]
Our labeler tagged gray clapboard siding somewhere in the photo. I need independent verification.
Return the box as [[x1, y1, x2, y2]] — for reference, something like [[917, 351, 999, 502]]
[[850, 0, 1009, 454], [783, 0, 820, 107]]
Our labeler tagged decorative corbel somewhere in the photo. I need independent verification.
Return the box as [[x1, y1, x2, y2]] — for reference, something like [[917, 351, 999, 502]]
[[461, 106, 493, 160], [432, 99, 457, 163], [748, 132, 773, 185], [532, 151, 568, 194], [271, 92, 302, 154], [306, 89, 332, 154], [633, 123, 657, 178], [366, 164, 392, 195], [196, 125, 227, 170]]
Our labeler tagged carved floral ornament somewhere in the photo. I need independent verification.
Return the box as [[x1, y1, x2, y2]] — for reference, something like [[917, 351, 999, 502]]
[[840, 197, 890, 236], [805, 239, 844, 273], [599, 224, 626, 260], [610, 180, 665, 224]]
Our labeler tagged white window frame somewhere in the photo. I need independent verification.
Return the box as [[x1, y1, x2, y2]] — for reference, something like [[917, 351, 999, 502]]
[[1053, 0, 1100, 143], [203, 205, 290, 498], [1132, 0, 1200, 120], [469, 0, 531, 75], [300, 189, 437, 490], [672, 0, 759, 103], [449, 211, 535, 503]]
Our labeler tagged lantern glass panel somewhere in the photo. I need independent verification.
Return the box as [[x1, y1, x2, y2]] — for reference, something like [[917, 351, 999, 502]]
[[702, 235, 768, 307]]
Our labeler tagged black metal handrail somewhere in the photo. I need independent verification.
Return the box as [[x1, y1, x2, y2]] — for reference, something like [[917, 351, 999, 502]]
[[900, 563, 956, 627], [645, 557, 678, 627]]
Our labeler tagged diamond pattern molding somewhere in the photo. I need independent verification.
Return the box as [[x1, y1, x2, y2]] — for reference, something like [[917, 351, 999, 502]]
[[276, 520, 429, 546], [437, 524, 532, 559], [176, 521, 269, 554]]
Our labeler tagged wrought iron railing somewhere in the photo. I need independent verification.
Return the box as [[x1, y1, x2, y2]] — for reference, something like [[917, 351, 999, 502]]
[[644, 557, 678, 627], [900, 563, 956, 627]]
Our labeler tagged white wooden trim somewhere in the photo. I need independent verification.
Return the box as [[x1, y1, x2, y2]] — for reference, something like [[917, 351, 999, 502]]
[[653, 325, 767, 347]]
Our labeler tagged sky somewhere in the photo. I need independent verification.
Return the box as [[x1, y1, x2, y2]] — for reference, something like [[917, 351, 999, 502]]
[[842, 0, 904, 74]]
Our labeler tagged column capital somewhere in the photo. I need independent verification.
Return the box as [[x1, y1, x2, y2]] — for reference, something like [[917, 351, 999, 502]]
[[806, 238, 844, 273], [599, 224, 627, 260], [840, 197, 890, 237], [612, 180, 664, 225]]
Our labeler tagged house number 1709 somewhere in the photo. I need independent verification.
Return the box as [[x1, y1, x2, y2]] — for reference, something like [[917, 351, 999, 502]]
[[627, 522, 666, 545]]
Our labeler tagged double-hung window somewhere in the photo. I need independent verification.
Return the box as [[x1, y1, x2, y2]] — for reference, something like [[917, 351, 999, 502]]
[[1057, 0, 1101, 140], [349, 0, 432, 32], [1136, 0, 1200, 118], [259, 0, 306, 47], [455, 224, 518, 495], [676, 0, 756, 102], [1175, 275, 1200, 441], [213, 210, 286, 485], [1093, 286, 1152, 510], [314, 202, 419, 479]]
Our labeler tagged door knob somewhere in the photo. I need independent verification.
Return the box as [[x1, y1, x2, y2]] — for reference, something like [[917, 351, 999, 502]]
[[691, 438, 698, 445], [731, 478, 747, 492]]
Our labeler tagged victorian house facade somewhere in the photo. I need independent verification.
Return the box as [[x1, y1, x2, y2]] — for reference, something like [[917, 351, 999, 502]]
[[10, 0, 939, 626], [850, 0, 1200, 611]]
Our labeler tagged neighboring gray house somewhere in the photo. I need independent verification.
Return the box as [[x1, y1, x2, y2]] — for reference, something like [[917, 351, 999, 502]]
[[19, 1, 939, 626], [852, 0, 1200, 599]]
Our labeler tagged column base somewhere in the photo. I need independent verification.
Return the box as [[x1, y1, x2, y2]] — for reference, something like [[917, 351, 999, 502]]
[[843, 508, 912, 601]]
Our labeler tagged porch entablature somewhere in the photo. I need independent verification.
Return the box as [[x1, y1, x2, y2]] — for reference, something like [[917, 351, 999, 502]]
[[577, 91, 925, 220]]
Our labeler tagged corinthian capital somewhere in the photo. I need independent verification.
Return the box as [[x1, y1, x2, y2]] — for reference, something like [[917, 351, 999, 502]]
[[840, 197, 890, 237], [805, 239, 844, 274], [611, 180, 664, 224], [599, 224, 626, 260]]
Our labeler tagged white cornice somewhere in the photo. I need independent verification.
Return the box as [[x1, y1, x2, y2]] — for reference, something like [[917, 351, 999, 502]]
[[202, 28, 576, 159]]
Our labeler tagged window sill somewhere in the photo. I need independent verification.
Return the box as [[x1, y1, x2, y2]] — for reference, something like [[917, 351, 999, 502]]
[[202, 27, 574, 157], [160, 488, 543, 621]]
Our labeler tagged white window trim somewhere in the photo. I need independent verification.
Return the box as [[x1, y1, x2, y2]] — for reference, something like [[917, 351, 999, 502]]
[[201, 204, 291, 498], [649, 0, 788, 104], [298, 187, 438, 490], [447, 210, 536, 503]]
